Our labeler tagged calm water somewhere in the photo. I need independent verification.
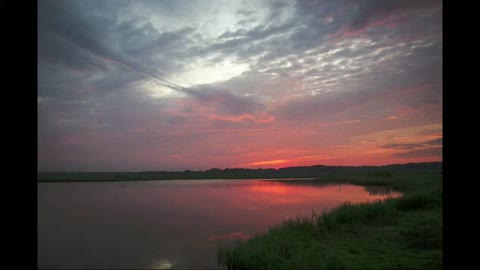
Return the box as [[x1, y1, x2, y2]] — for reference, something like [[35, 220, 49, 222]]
[[38, 179, 401, 269]]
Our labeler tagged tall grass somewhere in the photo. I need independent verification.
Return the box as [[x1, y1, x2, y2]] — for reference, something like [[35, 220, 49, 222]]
[[393, 189, 442, 211]]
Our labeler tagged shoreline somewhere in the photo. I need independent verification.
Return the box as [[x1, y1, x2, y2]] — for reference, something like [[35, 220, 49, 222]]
[[37, 177, 319, 183], [218, 173, 442, 269]]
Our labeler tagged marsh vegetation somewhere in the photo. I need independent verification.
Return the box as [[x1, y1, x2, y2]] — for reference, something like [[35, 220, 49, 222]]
[[218, 173, 442, 269]]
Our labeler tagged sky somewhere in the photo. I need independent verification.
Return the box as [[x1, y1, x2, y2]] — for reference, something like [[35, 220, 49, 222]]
[[38, 0, 442, 171]]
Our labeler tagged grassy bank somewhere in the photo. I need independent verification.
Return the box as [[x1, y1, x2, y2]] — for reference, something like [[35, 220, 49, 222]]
[[218, 173, 442, 269]]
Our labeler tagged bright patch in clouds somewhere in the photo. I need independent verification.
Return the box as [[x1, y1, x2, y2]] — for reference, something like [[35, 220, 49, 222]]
[[170, 58, 250, 86]]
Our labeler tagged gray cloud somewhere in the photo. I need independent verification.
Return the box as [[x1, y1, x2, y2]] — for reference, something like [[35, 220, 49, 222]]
[[38, 0, 442, 171], [393, 147, 442, 158], [38, 0, 199, 97], [345, 0, 441, 31], [183, 85, 264, 115], [382, 138, 442, 150]]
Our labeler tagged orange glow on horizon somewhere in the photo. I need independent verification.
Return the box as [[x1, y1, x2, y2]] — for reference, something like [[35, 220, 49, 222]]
[[224, 123, 442, 169], [230, 155, 442, 170], [241, 159, 290, 167]]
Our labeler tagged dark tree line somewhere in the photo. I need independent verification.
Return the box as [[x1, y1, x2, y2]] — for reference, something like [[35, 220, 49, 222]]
[[38, 162, 442, 182]]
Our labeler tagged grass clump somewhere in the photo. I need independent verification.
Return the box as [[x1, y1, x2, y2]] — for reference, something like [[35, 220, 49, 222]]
[[394, 189, 442, 211], [317, 200, 399, 232]]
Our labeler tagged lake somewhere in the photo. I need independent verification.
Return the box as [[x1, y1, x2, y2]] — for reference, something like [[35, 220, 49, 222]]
[[38, 179, 401, 269]]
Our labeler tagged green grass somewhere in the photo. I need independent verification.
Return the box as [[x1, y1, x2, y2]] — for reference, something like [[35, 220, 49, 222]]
[[218, 173, 442, 269]]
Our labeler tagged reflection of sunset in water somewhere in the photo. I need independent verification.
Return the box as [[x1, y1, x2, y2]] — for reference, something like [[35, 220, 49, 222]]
[[240, 180, 401, 207], [201, 180, 402, 253], [249, 183, 289, 194], [39, 179, 402, 269], [207, 231, 250, 241]]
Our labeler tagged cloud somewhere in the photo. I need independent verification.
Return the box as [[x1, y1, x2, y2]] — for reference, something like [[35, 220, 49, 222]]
[[381, 137, 442, 150], [380, 137, 442, 159], [38, 0, 199, 96], [392, 147, 442, 158], [181, 85, 264, 116], [345, 0, 441, 31], [38, 0, 442, 171]]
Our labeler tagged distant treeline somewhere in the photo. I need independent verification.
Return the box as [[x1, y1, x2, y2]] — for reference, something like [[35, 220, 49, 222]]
[[38, 162, 442, 182]]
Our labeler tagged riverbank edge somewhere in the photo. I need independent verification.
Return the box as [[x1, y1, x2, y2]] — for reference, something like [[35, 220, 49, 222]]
[[217, 173, 442, 269]]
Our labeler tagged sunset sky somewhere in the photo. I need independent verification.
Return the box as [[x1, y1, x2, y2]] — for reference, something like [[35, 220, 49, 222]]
[[38, 0, 442, 171]]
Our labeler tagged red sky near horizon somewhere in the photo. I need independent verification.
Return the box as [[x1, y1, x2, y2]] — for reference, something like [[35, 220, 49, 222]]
[[38, 0, 442, 171]]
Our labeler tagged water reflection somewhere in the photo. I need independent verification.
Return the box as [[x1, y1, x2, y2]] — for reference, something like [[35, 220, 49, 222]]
[[207, 231, 250, 241], [38, 179, 401, 269], [148, 259, 174, 269]]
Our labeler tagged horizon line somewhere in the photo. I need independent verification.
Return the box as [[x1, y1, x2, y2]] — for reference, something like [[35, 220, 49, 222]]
[[38, 161, 442, 173]]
